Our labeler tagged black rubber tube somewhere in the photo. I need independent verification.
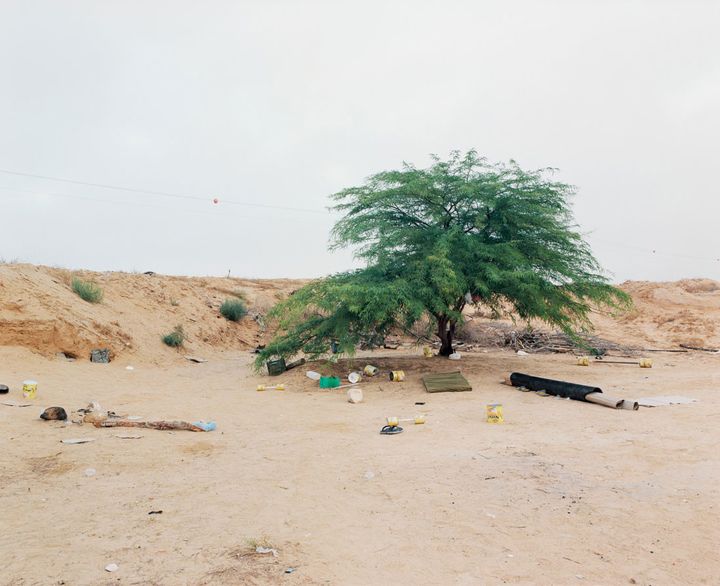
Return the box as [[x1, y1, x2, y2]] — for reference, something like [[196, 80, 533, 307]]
[[510, 372, 602, 401]]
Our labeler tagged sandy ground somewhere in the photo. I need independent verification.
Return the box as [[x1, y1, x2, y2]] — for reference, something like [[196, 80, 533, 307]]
[[1, 346, 719, 585]]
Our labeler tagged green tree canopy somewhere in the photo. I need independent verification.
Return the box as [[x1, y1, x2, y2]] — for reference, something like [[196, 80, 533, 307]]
[[257, 150, 629, 364]]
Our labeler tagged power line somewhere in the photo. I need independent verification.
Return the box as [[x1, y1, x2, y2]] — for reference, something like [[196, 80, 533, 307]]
[[0, 168, 328, 215], [590, 237, 720, 263]]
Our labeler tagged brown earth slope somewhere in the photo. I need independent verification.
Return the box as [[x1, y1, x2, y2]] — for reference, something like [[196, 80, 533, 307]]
[[0, 264, 305, 363]]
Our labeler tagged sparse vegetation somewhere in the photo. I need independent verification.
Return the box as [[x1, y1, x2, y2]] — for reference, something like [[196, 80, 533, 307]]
[[220, 298, 247, 322], [244, 536, 275, 551], [71, 277, 103, 303], [162, 325, 185, 347]]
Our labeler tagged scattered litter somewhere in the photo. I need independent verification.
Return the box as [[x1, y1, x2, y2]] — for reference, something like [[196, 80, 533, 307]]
[[148, 510, 163, 515], [486, 404, 504, 424], [423, 371, 472, 393], [285, 568, 296, 574], [423, 346, 433, 358], [104, 563, 118, 572], [516, 350, 528, 356], [0, 384, 8, 394], [363, 364, 378, 377], [192, 421, 217, 431], [266, 358, 286, 376], [85, 468, 97, 477], [62, 438, 97, 444], [415, 401, 426, 405], [582, 357, 653, 368], [448, 352, 461, 360], [347, 388, 363, 404], [184, 355, 208, 363], [40, 407, 67, 421], [285, 358, 306, 371], [2, 401, 31, 407], [319, 376, 341, 389], [348, 371, 362, 384], [90, 349, 110, 364], [125, 366, 135, 371], [364, 470, 375, 480], [257, 384, 285, 391], [380, 425, 403, 435], [637, 396, 697, 407], [389, 370, 405, 382], [387, 415, 425, 425], [80, 401, 108, 424], [115, 434, 143, 439], [127, 415, 143, 421], [256, 546, 279, 557], [22, 380, 38, 399], [486, 512, 496, 518], [305, 370, 321, 381], [56, 352, 75, 362]]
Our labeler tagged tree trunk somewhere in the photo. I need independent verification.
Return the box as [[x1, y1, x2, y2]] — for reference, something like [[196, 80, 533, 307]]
[[437, 316, 456, 356]]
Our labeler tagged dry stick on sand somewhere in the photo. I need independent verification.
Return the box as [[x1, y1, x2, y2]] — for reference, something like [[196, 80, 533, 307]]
[[94, 419, 205, 432]]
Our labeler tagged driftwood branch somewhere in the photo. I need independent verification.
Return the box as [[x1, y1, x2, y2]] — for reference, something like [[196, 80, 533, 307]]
[[94, 419, 205, 432]]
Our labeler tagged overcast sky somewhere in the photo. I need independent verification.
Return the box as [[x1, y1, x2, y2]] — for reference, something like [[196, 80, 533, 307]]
[[0, 0, 718, 282]]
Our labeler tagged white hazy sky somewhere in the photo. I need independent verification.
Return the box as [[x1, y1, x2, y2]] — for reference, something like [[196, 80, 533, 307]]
[[0, 0, 718, 282]]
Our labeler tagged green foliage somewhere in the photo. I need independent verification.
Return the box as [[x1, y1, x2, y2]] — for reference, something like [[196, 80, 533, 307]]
[[220, 298, 248, 321], [71, 277, 103, 303], [162, 325, 185, 347], [257, 150, 630, 365]]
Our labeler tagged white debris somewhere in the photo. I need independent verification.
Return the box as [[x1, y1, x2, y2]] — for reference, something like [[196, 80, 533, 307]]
[[256, 546, 278, 557]]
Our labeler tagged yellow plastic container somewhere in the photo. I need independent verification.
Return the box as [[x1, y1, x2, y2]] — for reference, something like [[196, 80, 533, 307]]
[[256, 384, 285, 391], [22, 380, 37, 399], [486, 403, 503, 424]]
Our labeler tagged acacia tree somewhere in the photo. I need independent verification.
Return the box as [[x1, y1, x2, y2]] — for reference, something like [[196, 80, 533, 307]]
[[257, 151, 628, 363]]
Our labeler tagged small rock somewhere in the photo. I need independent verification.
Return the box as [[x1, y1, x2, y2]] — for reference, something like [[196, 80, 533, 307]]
[[40, 407, 67, 421], [84, 468, 96, 477]]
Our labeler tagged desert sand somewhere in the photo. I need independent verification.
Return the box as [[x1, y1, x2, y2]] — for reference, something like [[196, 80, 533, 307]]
[[1, 265, 719, 585]]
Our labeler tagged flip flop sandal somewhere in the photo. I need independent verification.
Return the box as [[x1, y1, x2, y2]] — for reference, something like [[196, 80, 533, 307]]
[[380, 425, 404, 435]]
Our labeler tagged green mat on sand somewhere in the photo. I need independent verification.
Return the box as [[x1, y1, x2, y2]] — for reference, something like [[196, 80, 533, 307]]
[[422, 371, 472, 393]]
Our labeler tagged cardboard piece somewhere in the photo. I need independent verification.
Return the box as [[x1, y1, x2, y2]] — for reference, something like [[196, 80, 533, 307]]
[[423, 371, 472, 393]]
